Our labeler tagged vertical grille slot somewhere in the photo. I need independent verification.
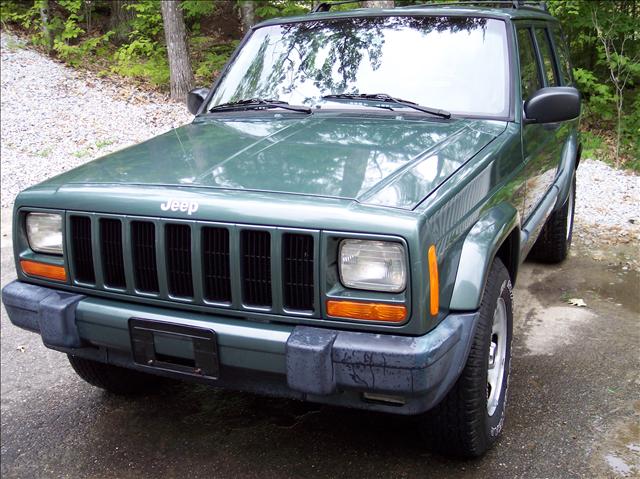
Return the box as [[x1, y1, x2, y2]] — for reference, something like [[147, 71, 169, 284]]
[[241, 230, 272, 307], [70, 216, 95, 284], [283, 234, 314, 311], [202, 227, 231, 303], [165, 223, 193, 298], [131, 221, 159, 293], [100, 218, 125, 288]]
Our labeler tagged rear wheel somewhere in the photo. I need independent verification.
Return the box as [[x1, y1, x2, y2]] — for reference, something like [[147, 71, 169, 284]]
[[419, 258, 513, 458], [528, 172, 576, 263], [68, 355, 166, 395]]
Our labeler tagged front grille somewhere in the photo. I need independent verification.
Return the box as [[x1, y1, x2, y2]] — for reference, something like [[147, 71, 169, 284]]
[[131, 221, 159, 293], [67, 214, 317, 317], [70, 216, 95, 283], [283, 233, 314, 311], [165, 223, 193, 298], [202, 227, 231, 303], [100, 218, 125, 288], [241, 230, 272, 307]]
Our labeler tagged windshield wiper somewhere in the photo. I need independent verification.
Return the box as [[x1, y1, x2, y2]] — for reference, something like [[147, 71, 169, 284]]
[[321, 93, 451, 119], [209, 98, 311, 114]]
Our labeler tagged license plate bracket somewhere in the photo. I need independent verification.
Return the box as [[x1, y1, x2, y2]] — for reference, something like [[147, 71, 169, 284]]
[[129, 318, 219, 379]]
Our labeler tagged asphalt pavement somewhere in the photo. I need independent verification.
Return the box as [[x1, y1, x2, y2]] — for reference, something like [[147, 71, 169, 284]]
[[1, 208, 638, 478]]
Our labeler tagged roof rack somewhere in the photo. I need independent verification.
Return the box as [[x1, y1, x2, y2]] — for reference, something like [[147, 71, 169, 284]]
[[312, 0, 548, 13], [411, 1, 548, 11]]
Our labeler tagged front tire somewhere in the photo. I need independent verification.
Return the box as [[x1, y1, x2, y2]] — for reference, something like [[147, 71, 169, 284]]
[[68, 355, 166, 395], [420, 258, 513, 458]]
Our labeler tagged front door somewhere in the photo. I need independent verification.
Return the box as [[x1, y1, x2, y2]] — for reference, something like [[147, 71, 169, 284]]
[[517, 24, 564, 222]]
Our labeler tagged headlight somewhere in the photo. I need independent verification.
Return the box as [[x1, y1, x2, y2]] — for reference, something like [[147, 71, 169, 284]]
[[339, 240, 406, 293], [26, 213, 63, 255]]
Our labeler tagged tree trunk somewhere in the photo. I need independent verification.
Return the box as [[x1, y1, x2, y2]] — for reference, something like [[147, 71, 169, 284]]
[[239, 1, 255, 33], [615, 94, 623, 166], [161, 0, 195, 102], [39, 0, 53, 52], [360, 1, 395, 8], [84, 0, 92, 33], [109, 0, 135, 45]]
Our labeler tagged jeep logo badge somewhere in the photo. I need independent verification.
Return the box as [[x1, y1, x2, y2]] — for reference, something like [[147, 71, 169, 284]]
[[160, 199, 199, 215]]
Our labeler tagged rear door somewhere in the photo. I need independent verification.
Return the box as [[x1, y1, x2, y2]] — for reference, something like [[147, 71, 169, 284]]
[[517, 23, 563, 221]]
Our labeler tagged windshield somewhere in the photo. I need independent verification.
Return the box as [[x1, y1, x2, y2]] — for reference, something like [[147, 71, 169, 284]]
[[208, 16, 510, 118]]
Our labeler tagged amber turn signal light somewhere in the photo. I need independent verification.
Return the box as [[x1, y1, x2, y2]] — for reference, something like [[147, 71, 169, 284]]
[[428, 245, 439, 316], [326, 300, 406, 322], [20, 259, 67, 282]]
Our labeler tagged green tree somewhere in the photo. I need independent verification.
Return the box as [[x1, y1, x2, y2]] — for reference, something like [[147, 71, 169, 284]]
[[592, 7, 639, 164]]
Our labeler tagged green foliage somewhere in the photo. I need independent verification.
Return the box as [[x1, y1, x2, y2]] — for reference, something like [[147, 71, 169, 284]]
[[95, 139, 115, 149], [581, 130, 606, 161], [111, 43, 169, 86], [573, 67, 615, 119], [50, 0, 114, 65], [109, 0, 167, 86], [0, 1, 39, 29], [547, 0, 639, 163], [181, 0, 217, 20], [621, 93, 640, 168], [191, 37, 240, 84], [124, 0, 163, 40], [253, 0, 309, 19]]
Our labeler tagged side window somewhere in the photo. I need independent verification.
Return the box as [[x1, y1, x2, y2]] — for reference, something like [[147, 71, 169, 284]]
[[551, 27, 574, 85], [534, 27, 558, 86], [516, 27, 541, 101]]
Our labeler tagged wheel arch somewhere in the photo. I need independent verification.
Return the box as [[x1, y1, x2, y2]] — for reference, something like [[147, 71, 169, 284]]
[[449, 203, 520, 311]]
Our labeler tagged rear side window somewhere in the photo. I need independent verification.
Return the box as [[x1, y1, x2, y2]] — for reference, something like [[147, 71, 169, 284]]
[[551, 27, 574, 85], [534, 28, 558, 86], [516, 28, 541, 101]]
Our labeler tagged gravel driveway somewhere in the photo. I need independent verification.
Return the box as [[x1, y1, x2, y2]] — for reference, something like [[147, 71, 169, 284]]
[[1, 32, 639, 479], [0, 33, 191, 209]]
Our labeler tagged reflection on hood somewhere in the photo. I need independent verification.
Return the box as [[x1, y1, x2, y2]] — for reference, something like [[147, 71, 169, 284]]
[[41, 115, 505, 209]]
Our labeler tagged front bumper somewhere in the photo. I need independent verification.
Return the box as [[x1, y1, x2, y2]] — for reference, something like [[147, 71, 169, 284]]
[[2, 280, 479, 415]]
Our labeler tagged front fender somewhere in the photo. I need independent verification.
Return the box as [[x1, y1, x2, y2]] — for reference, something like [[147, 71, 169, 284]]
[[449, 203, 519, 311]]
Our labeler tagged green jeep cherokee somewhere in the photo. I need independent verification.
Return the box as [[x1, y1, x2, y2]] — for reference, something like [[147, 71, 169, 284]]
[[3, 1, 580, 457]]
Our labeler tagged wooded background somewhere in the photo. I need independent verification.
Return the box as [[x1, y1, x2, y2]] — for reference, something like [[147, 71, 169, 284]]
[[1, 0, 638, 167]]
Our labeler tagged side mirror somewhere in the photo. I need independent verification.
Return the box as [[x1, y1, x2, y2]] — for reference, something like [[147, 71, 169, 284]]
[[187, 87, 210, 115], [523, 86, 580, 124]]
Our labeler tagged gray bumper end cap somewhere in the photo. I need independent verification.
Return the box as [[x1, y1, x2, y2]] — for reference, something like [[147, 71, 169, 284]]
[[2, 280, 84, 348]]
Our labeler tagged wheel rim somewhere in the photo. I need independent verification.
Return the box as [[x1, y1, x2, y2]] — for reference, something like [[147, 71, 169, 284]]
[[487, 296, 507, 416], [566, 180, 574, 241]]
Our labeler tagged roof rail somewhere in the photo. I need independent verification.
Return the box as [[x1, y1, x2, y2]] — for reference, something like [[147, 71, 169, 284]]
[[313, 0, 361, 13], [409, 1, 548, 12], [312, 0, 549, 13]]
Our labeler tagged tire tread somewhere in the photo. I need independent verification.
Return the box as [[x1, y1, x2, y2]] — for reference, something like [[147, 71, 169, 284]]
[[420, 258, 512, 458]]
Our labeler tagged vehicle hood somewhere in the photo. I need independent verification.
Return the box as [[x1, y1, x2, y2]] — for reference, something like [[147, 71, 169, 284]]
[[39, 114, 506, 210]]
